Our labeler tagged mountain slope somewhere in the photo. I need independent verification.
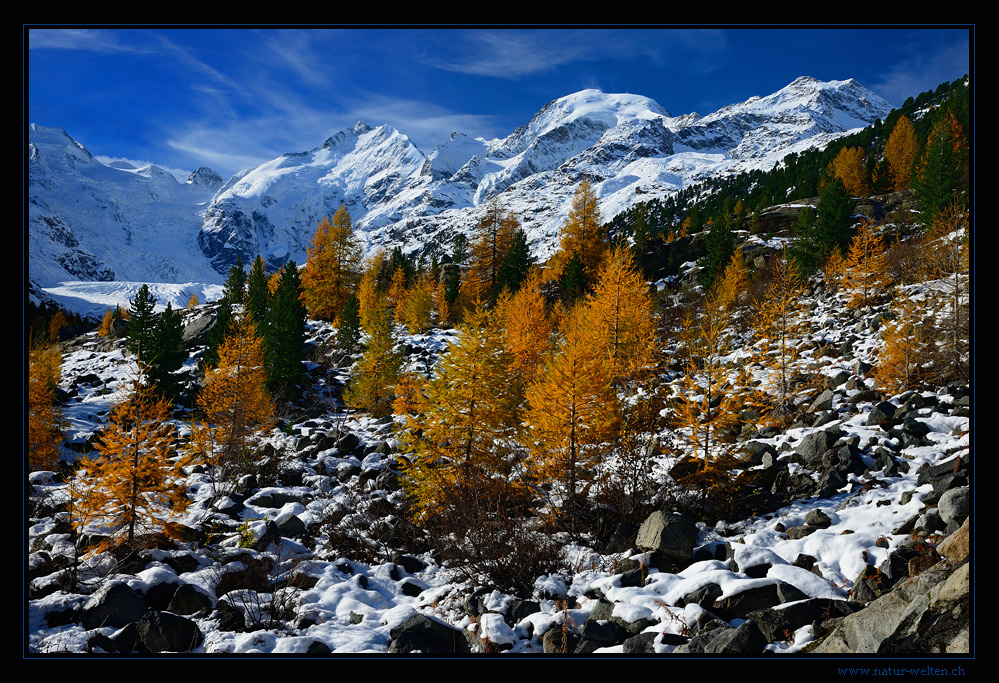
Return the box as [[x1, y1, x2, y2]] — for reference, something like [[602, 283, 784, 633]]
[[28, 125, 224, 289], [198, 79, 892, 271], [29, 77, 894, 285]]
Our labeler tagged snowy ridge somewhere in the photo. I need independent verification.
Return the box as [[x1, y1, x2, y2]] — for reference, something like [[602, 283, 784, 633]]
[[30, 77, 894, 291], [196, 78, 891, 271]]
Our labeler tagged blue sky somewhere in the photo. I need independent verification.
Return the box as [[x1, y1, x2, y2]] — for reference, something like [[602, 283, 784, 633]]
[[27, 27, 971, 181]]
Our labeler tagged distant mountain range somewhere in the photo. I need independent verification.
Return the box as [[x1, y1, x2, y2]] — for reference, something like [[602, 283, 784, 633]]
[[28, 76, 893, 289]]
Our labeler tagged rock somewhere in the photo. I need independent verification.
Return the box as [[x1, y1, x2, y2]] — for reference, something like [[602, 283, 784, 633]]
[[938, 487, 969, 529], [135, 610, 204, 653], [813, 557, 967, 653], [388, 613, 470, 654], [81, 581, 147, 629], [805, 509, 832, 528], [937, 518, 970, 564], [635, 511, 698, 566], [703, 619, 768, 654], [167, 583, 213, 616]]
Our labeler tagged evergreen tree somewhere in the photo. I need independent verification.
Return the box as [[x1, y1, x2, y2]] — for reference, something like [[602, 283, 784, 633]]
[[496, 227, 533, 295], [915, 110, 968, 223], [265, 260, 307, 396], [451, 233, 469, 264], [204, 296, 232, 369], [337, 294, 362, 353], [126, 284, 157, 361], [147, 302, 186, 401], [222, 255, 246, 304], [815, 171, 853, 254], [245, 255, 270, 327], [703, 215, 735, 287]]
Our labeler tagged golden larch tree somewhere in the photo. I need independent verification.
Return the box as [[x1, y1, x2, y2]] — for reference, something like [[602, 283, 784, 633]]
[[751, 251, 807, 424], [832, 146, 869, 197], [673, 296, 743, 474], [713, 248, 751, 312], [302, 205, 363, 323], [468, 204, 517, 303], [547, 179, 607, 288], [585, 245, 658, 383], [194, 314, 274, 486], [843, 219, 891, 309], [497, 269, 555, 385], [28, 342, 64, 471], [524, 304, 619, 532], [884, 115, 918, 191], [344, 301, 403, 418], [874, 291, 931, 396], [73, 374, 188, 551], [399, 304, 523, 525]]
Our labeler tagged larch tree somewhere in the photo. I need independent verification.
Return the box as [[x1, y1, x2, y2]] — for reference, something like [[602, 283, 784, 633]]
[[585, 245, 658, 384], [302, 206, 363, 323], [751, 251, 807, 425], [402, 275, 434, 335], [884, 115, 918, 191], [28, 342, 63, 471], [548, 179, 607, 294], [524, 304, 619, 533], [843, 219, 891, 310], [874, 291, 931, 396], [194, 314, 274, 488], [673, 295, 743, 475], [73, 373, 188, 552], [832, 146, 869, 197], [497, 269, 555, 386], [713, 248, 751, 313], [468, 204, 517, 304], [344, 301, 403, 418], [399, 304, 523, 526]]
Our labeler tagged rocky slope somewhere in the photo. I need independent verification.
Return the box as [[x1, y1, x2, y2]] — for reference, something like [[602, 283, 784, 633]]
[[26, 223, 970, 655]]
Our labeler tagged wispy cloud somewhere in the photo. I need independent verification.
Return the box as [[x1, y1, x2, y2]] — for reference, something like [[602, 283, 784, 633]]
[[420, 28, 728, 79], [28, 28, 145, 53]]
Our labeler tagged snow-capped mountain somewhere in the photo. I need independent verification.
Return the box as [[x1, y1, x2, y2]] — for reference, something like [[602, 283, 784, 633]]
[[29, 77, 895, 285], [28, 124, 224, 289], [196, 78, 892, 271]]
